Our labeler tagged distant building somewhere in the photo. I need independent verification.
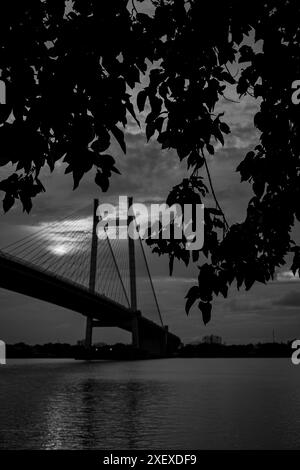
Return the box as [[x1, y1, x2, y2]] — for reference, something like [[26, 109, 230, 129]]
[[202, 335, 222, 345]]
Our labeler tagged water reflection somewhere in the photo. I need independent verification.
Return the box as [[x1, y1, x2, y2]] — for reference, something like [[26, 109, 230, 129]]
[[0, 358, 300, 449], [42, 376, 173, 449]]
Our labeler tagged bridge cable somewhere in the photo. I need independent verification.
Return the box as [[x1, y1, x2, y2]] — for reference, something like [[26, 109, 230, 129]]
[[135, 221, 164, 327], [104, 227, 130, 307], [0, 203, 91, 253]]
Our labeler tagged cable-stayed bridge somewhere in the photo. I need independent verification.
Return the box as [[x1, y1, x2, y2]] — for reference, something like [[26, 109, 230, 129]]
[[0, 198, 181, 357]]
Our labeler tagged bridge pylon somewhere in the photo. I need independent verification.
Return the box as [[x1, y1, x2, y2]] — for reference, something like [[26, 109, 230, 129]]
[[85, 198, 99, 349], [128, 196, 140, 350], [84, 196, 141, 351]]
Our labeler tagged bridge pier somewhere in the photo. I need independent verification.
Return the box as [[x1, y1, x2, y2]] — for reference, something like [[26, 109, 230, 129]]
[[85, 199, 99, 351], [85, 317, 93, 349], [131, 313, 140, 350], [138, 324, 170, 357], [128, 196, 141, 352]]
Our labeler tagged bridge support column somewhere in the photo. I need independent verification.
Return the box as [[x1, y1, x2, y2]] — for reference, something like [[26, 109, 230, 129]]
[[131, 312, 141, 350], [128, 196, 140, 350], [138, 324, 171, 357], [85, 199, 99, 350], [163, 325, 169, 356], [85, 317, 93, 349]]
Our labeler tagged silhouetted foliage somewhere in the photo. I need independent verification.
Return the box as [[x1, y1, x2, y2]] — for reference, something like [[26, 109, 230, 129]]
[[1, 0, 300, 323]]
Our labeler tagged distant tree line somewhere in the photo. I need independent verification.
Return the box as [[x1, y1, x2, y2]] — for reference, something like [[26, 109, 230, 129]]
[[6, 341, 293, 359]]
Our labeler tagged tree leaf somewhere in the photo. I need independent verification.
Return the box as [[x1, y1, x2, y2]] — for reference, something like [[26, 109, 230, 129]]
[[110, 125, 126, 154], [3, 194, 14, 213], [198, 301, 212, 325], [185, 285, 200, 315], [137, 89, 148, 112]]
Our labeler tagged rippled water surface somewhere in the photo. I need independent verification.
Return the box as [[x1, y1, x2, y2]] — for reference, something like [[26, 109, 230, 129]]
[[0, 358, 299, 449]]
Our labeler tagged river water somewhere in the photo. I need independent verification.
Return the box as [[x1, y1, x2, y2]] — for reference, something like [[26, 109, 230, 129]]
[[0, 358, 299, 449]]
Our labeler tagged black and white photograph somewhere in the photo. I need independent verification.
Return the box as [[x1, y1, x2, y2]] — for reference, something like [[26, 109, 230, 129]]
[[0, 0, 300, 460]]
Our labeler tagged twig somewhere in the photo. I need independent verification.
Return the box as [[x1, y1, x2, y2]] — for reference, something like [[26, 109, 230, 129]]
[[221, 93, 240, 104], [131, 0, 138, 15], [201, 149, 230, 233], [225, 63, 237, 81]]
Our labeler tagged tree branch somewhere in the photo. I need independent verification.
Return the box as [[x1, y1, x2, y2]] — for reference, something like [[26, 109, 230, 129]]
[[201, 149, 230, 234]]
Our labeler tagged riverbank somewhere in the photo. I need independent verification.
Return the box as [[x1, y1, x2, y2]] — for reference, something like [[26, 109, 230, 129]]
[[5, 341, 293, 359]]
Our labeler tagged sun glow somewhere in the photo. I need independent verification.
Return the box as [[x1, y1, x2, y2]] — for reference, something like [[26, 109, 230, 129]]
[[49, 245, 70, 256]]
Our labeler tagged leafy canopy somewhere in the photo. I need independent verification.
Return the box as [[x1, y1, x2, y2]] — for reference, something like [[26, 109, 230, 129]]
[[1, 0, 300, 323]]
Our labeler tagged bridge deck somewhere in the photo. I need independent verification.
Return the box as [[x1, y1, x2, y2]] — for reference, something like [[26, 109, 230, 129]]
[[0, 251, 181, 350]]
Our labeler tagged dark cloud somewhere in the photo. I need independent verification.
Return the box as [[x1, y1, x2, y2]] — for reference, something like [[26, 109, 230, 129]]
[[273, 290, 300, 307], [227, 298, 270, 313]]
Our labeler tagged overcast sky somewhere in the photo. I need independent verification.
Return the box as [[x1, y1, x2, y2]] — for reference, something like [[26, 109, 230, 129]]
[[1, 5, 300, 346]]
